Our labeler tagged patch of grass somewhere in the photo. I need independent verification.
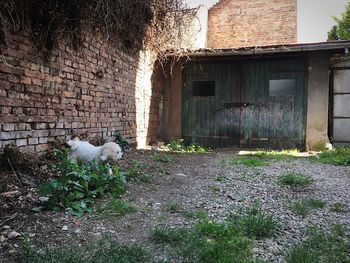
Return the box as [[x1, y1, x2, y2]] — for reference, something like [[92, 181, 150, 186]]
[[229, 204, 280, 239], [152, 153, 173, 163], [151, 227, 189, 245], [23, 237, 153, 263], [125, 160, 153, 183], [224, 156, 267, 167], [165, 202, 183, 213], [165, 138, 210, 153], [96, 197, 137, 218], [214, 175, 228, 182], [278, 173, 313, 187], [240, 149, 302, 161], [208, 185, 221, 192], [291, 198, 326, 216], [285, 225, 350, 263], [317, 147, 350, 166], [182, 210, 208, 220], [152, 220, 253, 263], [332, 202, 347, 213]]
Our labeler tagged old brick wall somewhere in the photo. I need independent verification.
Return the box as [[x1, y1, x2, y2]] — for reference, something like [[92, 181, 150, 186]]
[[207, 0, 297, 48], [0, 30, 161, 152]]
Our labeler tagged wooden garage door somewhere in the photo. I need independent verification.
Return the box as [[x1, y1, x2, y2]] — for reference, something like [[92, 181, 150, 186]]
[[182, 58, 307, 149]]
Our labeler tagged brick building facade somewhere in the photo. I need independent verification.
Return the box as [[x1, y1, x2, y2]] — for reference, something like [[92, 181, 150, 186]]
[[0, 30, 161, 152], [207, 0, 297, 48]]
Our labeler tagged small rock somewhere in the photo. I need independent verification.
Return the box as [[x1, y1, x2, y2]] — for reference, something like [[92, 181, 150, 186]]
[[2, 225, 10, 230], [153, 203, 161, 209], [8, 231, 21, 239], [175, 173, 188, 177], [38, 197, 49, 202], [74, 229, 81, 234], [14, 243, 19, 248], [8, 249, 16, 254], [62, 225, 68, 231], [0, 235, 6, 243]]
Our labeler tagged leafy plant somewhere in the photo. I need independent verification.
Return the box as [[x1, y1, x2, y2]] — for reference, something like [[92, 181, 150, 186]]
[[291, 198, 326, 216], [40, 149, 126, 215], [317, 147, 350, 166], [228, 203, 280, 239], [165, 138, 210, 153], [278, 173, 313, 187], [152, 153, 173, 162], [113, 131, 130, 151], [285, 225, 350, 263]]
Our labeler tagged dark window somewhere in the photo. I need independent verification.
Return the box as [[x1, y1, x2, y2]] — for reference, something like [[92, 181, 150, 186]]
[[193, 81, 215, 97], [269, 79, 296, 96]]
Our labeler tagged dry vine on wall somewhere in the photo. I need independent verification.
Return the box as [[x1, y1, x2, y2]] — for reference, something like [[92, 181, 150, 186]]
[[0, 0, 194, 56]]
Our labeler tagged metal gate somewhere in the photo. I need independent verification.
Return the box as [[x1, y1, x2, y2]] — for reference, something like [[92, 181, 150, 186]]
[[182, 58, 307, 149]]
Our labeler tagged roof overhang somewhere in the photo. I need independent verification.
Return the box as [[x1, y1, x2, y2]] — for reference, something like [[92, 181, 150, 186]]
[[167, 41, 350, 58]]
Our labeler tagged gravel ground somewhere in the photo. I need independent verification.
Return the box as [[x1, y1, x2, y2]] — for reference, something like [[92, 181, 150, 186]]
[[1, 150, 349, 262]]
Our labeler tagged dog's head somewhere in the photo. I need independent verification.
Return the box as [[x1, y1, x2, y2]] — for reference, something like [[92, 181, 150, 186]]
[[66, 137, 80, 150]]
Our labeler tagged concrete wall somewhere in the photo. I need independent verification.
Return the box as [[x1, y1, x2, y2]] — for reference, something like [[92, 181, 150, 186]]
[[305, 51, 330, 151]]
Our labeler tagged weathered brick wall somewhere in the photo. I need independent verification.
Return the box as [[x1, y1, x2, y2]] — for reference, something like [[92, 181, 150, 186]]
[[0, 30, 161, 152], [207, 0, 297, 48]]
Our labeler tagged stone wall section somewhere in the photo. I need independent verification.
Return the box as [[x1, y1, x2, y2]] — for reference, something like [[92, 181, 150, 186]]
[[0, 31, 160, 152]]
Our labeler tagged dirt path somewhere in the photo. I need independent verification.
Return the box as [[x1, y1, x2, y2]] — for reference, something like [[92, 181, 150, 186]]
[[1, 150, 349, 262]]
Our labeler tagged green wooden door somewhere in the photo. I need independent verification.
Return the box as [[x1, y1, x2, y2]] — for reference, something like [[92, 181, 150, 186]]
[[182, 62, 241, 147], [182, 58, 306, 149], [240, 59, 306, 148]]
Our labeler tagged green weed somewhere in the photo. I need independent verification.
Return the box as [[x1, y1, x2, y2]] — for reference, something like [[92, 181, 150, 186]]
[[229, 203, 280, 239], [317, 147, 350, 166], [40, 149, 126, 215], [208, 185, 221, 192], [125, 160, 153, 183], [215, 175, 228, 182], [332, 202, 347, 213], [278, 173, 313, 187], [23, 237, 153, 263], [113, 131, 130, 151], [291, 198, 326, 216], [152, 153, 173, 162], [166, 202, 183, 213], [285, 225, 350, 263], [96, 197, 137, 218]]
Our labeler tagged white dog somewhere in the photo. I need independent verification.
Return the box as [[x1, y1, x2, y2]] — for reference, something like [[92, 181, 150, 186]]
[[67, 138, 123, 164]]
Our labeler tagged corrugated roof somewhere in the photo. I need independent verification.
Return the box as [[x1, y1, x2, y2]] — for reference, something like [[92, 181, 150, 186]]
[[167, 41, 350, 57]]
